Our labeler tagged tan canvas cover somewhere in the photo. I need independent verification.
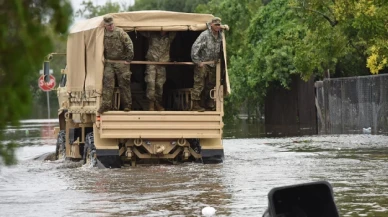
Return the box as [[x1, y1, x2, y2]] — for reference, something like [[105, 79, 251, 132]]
[[67, 11, 231, 94]]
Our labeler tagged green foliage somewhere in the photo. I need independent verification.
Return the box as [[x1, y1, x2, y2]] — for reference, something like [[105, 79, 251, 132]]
[[0, 143, 18, 166], [128, 0, 210, 12], [248, 0, 303, 86], [291, 0, 388, 74], [76, 0, 122, 18], [76, 0, 211, 19], [0, 0, 72, 166]]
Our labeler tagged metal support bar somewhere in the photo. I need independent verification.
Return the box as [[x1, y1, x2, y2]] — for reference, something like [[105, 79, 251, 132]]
[[216, 62, 221, 112], [105, 60, 215, 65]]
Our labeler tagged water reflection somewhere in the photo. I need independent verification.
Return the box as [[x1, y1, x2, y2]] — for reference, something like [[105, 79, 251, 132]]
[[224, 119, 265, 138]]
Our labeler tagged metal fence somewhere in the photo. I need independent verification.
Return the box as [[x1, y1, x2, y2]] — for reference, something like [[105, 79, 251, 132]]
[[316, 74, 388, 134]]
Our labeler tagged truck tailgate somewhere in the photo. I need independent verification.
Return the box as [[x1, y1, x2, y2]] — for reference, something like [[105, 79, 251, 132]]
[[99, 111, 223, 139]]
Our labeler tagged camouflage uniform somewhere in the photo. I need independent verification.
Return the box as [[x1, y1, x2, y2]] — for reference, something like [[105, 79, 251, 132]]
[[142, 32, 176, 103], [100, 26, 134, 112], [191, 24, 223, 106]]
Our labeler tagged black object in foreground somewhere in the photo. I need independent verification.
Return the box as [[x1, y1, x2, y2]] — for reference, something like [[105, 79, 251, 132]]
[[263, 181, 339, 217]]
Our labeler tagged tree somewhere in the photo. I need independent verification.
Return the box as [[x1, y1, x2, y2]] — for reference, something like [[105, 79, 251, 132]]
[[0, 0, 72, 166], [76, 0, 210, 18], [290, 0, 388, 74], [128, 0, 210, 12], [76, 0, 123, 18]]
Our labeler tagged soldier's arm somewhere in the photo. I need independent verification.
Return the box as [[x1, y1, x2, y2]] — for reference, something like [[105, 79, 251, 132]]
[[120, 29, 134, 61], [191, 32, 205, 65]]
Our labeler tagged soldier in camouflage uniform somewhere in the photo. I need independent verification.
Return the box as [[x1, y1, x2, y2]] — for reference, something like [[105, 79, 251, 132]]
[[141, 31, 176, 111], [98, 15, 134, 114], [191, 17, 223, 112]]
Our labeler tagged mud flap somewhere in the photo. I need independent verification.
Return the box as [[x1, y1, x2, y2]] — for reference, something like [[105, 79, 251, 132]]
[[201, 149, 224, 164], [96, 149, 122, 168], [96, 159, 107, 169]]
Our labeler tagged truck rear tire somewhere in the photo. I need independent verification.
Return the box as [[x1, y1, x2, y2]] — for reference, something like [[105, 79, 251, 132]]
[[83, 132, 121, 168], [83, 132, 97, 167]]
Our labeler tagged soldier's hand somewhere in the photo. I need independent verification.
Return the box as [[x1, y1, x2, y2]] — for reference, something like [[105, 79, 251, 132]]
[[199, 62, 204, 67], [124, 61, 130, 65]]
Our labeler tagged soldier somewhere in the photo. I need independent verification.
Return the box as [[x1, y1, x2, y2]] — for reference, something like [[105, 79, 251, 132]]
[[141, 31, 176, 111], [98, 15, 134, 114], [191, 17, 223, 112]]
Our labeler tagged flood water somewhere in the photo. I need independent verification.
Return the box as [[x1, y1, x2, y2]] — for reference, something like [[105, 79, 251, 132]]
[[1, 119, 388, 216]]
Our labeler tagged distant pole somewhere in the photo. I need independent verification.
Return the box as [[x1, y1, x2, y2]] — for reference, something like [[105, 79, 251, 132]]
[[47, 91, 50, 119]]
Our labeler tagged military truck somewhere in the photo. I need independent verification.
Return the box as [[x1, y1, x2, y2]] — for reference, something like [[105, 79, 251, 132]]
[[53, 11, 230, 168]]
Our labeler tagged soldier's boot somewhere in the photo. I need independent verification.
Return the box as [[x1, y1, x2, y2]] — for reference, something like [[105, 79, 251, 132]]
[[97, 105, 110, 114], [149, 101, 155, 111], [192, 100, 205, 112], [155, 101, 165, 111], [206, 100, 216, 111], [123, 106, 131, 112]]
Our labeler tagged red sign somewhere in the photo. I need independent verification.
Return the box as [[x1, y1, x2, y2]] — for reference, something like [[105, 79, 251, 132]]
[[38, 75, 56, 91]]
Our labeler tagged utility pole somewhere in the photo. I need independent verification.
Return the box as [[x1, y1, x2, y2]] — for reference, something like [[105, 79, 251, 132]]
[[47, 91, 50, 119]]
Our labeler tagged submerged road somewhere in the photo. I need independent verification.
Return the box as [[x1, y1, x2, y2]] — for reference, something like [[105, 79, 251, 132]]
[[1, 120, 388, 216]]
